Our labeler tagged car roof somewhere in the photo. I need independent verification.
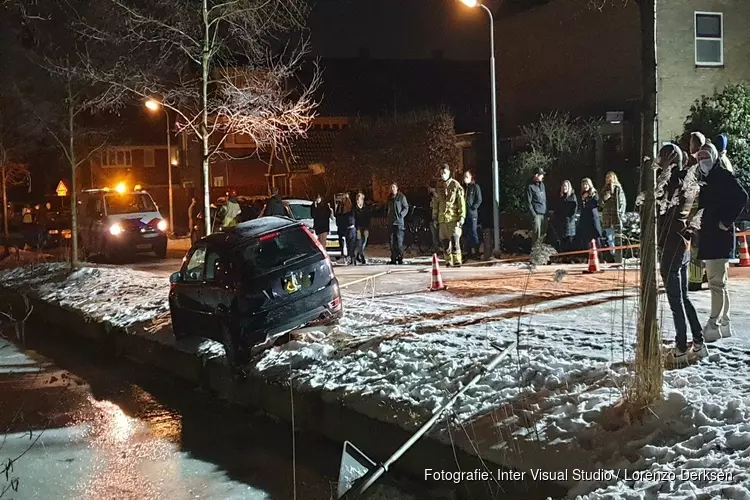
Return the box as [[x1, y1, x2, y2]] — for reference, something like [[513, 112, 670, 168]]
[[201, 216, 300, 249]]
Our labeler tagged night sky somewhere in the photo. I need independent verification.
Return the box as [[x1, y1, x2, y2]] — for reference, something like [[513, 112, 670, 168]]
[[308, 0, 489, 60]]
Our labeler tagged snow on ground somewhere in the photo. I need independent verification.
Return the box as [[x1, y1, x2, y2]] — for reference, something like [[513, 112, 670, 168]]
[[3, 262, 750, 498]]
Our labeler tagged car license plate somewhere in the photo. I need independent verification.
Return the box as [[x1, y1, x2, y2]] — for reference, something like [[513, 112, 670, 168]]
[[137, 243, 152, 250], [326, 240, 337, 248]]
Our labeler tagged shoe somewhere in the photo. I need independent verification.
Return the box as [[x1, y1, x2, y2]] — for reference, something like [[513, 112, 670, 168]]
[[688, 282, 702, 292], [396, 259, 403, 265], [703, 321, 721, 343], [690, 342, 708, 360], [389, 260, 396, 265], [719, 320, 733, 339], [665, 346, 690, 365]]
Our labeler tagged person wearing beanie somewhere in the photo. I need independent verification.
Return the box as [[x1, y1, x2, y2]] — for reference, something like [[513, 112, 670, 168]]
[[697, 142, 748, 342], [657, 144, 706, 364], [714, 133, 735, 174]]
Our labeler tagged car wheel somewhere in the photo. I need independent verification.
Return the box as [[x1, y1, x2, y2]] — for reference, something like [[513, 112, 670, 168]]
[[154, 240, 167, 259], [220, 318, 249, 368]]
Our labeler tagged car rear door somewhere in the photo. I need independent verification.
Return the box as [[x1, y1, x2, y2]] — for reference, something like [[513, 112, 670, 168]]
[[171, 244, 208, 337], [199, 245, 234, 339]]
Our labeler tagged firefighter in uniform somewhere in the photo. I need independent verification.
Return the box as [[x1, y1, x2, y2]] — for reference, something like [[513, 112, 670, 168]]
[[434, 164, 466, 267]]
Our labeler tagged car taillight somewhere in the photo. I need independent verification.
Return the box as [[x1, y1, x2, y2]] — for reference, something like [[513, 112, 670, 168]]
[[328, 297, 341, 311], [259, 231, 279, 242]]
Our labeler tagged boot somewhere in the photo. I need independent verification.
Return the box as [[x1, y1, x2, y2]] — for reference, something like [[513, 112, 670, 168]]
[[452, 252, 462, 268]]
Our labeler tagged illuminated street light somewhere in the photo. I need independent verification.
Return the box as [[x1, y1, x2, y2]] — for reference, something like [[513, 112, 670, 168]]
[[145, 98, 175, 237], [458, 0, 500, 253]]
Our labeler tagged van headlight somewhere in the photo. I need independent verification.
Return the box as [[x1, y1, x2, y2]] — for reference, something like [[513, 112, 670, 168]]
[[109, 223, 123, 236], [157, 219, 168, 232]]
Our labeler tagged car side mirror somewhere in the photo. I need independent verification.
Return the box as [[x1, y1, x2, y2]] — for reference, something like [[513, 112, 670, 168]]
[[169, 271, 183, 284]]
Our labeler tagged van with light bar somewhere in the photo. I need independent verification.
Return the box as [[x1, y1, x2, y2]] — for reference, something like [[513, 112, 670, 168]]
[[78, 186, 168, 261]]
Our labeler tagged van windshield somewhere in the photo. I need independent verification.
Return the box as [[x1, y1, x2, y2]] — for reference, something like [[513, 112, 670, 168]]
[[105, 193, 157, 215], [237, 227, 320, 278]]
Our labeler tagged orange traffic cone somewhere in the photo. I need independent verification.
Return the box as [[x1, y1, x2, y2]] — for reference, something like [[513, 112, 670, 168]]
[[429, 253, 446, 291], [584, 239, 602, 273], [739, 236, 750, 267]]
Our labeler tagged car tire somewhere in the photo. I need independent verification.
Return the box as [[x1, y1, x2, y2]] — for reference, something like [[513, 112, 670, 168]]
[[221, 318, 249, 368], [154, 240, 167, 259]]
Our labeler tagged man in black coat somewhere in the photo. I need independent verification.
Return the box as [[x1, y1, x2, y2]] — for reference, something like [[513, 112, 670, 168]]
[[527, 168, 547, 246], [657, 144, 706, 364], [264, 187, 286, 217], [386, 183, 409, 264], [462, 170, 483, 260], [696, 142, 748, 342]]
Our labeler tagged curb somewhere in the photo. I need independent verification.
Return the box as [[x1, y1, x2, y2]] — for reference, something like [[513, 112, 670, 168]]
[[23, 293, 567, 500]]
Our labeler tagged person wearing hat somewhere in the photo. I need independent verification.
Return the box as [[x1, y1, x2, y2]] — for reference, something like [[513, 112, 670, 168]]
[[657, 144, 707, 364], [221, 189, 241, 229], [714, 134, 734, 174], [697, 141, 748, 342], [527, 167, 547, 246]]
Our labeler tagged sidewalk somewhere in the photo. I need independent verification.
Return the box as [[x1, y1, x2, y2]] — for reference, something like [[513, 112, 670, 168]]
[[1, 261, 749, 498]]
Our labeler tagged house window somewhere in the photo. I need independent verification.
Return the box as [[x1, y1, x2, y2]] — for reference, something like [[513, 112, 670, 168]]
[[695, 12, 723, 66], [144, 149, 155, 168], [213, 176, 225, 187], [101, 149, 133, 168]]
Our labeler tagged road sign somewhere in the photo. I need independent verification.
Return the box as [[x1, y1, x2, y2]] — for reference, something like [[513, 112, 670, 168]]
[[55, 180, 68, 197]]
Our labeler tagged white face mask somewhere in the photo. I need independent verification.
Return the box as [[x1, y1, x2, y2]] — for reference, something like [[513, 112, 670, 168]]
[[441, 172, 450, 181], [699, 158, 714, 177]]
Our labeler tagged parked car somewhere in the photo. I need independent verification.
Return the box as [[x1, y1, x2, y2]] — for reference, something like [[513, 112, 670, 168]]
[[169, 217, 343, 367], [261, 198, 342, 255], [78, 187, 168, 261]]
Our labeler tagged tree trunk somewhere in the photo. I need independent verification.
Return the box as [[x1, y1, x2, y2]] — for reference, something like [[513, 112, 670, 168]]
[[631, 0, 662, 410], [68, 82, 80, 266], [201, 0, 212, 237], [1, 163, 8, 239]]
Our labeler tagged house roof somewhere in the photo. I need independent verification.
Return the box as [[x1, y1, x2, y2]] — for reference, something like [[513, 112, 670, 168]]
[[286, 130, 338, 172]]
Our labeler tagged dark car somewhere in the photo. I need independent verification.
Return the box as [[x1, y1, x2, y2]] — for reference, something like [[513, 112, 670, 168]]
[[168, 216, 343, 366]]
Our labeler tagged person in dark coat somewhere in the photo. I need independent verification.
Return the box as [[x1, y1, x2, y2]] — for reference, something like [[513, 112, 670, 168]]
[[353, 192, 370, 264], [657, 144, 706, 364], [462, 170, 483, 260], [552, 180, 578, 252], [311, 194, 332, 248], [577, 177, 602, 249], [386, 183, 409, 265], [527, 168, 547, 246], [335, 193, 356, 265], [696, 142, 749, 342], [264, 187, 286, 217]]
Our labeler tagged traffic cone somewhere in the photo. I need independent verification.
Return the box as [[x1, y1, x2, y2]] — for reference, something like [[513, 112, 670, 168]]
[[739, 236, 750, 267], [429, 253, 446, 291], [584, 239, 602, 273]]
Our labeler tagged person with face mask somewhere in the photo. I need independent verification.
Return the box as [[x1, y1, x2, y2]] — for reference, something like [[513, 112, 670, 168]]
[[687, 132, 708, 291], [657, 144, 707, 365], [696, 142, 748, 342], [434, 164, 466, 267], [462, 170, 483, 260], [527, 168, 547, 246]]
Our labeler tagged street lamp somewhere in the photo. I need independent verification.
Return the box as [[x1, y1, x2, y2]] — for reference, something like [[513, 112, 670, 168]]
[[459, 0, 500, 254], [145, 99, 174, 237]]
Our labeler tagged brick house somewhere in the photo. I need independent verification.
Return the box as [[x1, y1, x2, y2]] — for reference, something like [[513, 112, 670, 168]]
[[493, 0, 750, 174]]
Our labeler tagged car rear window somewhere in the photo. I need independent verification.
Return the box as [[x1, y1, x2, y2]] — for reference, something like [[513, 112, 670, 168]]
[[237, 226, 321, 277]]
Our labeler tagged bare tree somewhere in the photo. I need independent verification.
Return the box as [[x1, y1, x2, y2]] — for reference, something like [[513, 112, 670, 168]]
[[0, 160, 30, 239], [590, 0, 661, 411], [81, 0, 321, 236]]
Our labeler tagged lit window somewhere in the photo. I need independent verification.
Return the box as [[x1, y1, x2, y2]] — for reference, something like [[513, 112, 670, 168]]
[[213, 176, 225, 187], [695, 12, 723, 66]]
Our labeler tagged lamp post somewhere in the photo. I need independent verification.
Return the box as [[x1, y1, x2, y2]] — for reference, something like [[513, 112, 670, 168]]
[[459, 0, 500, 253], [145, 99, 174, 236]]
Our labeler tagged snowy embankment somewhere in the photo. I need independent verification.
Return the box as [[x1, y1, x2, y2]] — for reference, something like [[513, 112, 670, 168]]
[[2, 263, 750, 498]]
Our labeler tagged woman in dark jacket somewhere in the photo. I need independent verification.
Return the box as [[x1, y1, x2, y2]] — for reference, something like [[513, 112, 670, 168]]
[[311, 194, 332, 248], [353, 192, 370, 264], [335, 193, 357, 265], [577, 177, 602, 250], [553, 180, 578, 252]]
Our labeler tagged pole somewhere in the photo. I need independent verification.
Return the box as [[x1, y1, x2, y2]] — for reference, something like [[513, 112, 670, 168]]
[[164, 107, 174, 237], [481, 4, 501, 253]]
